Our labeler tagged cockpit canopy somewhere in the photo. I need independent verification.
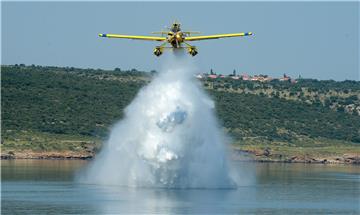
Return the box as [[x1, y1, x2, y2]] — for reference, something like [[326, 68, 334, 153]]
[[171, 22, 181, 32]]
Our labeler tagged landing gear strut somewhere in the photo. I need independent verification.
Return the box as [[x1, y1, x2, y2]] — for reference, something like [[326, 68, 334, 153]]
[[153, 42, 167, 57], [183, 42, 198, 56]]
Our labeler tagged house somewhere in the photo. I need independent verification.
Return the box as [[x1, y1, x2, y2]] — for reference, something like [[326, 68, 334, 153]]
[[263, 76, 273, 82], [241, 73, 250, 80], [195, 74, 203, 79], [251, 76, 260, 81]]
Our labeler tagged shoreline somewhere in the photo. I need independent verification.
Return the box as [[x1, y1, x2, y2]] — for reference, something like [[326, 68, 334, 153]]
[[231, 149, 360, 165], [1, 150, 94, 160], [2, 149, 359, 165]]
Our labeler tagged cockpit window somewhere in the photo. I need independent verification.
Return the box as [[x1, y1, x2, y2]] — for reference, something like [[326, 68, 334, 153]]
[[171, 23, 181, 32]]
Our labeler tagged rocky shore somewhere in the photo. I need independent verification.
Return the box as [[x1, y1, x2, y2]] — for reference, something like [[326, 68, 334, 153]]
[[232, 149, 360, 164], [1, 148, 359, 164], [1, 150, 94, 160]]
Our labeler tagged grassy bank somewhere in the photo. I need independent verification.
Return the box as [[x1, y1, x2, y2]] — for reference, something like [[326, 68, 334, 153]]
[[233, 137, 360, 164], [1, 130, 101, 159], [2, 130, 359, 164]]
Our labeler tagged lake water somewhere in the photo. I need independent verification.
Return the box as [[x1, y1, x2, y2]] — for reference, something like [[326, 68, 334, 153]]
[[1, 160, 359, 214]]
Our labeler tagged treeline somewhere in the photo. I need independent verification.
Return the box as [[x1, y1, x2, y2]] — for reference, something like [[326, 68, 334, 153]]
[[204, 76, 360, 92], [204, 77, 360, 116], [2, 65, 360, 143]]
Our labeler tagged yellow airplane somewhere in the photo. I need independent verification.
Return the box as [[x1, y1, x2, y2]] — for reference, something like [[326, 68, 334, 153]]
[[99, 21, 253, 57]]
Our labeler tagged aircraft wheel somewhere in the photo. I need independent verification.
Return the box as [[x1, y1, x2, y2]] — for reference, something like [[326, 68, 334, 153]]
[[153, 48, 162, 57]]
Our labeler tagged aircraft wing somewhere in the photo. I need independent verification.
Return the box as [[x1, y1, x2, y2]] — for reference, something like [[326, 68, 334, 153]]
[[184, 32, 253, 41], [99, 34, 166, 41]]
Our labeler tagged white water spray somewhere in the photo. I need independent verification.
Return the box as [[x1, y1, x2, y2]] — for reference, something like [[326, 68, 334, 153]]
[[81, 54, 236, 188]]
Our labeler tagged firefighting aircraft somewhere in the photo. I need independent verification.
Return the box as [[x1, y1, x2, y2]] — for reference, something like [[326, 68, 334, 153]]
[[98, 21, 253, 56]]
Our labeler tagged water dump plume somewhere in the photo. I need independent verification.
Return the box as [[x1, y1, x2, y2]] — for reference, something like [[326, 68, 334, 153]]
[[80, 54, 236, 188]]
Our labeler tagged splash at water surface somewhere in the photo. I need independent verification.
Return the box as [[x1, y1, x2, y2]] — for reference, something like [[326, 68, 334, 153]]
[[81, 54, 235, 188]]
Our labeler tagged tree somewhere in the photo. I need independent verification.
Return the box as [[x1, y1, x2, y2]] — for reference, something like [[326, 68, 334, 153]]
[[150, 70, 157, 75], [337, 106, 345, 112]]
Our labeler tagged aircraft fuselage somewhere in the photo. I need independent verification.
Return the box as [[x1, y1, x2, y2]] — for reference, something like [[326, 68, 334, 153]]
[[167, 32, 185, 48]]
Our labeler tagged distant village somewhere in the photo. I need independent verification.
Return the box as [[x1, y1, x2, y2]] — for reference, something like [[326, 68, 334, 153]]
[[195, 69, 298, 84]]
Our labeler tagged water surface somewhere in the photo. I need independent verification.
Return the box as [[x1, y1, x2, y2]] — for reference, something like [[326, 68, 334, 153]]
[[2, 160, 359, 214]]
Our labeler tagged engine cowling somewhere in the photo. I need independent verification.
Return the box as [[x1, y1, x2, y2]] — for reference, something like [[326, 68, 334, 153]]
[[187, 47, 198, 56], [153, 47, 163, 57]]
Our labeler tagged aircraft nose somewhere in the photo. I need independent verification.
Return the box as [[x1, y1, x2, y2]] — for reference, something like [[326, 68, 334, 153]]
[[99, 34, 107, 37]]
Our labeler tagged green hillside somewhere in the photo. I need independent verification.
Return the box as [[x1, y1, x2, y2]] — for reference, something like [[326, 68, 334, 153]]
[[211, 91, 360, 143], [1, 65, 359, 161], [2, 65, 148, 138]]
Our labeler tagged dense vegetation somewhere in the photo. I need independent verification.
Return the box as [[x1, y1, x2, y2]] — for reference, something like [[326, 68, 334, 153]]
[[2, 65, 148, 138], [2, 65, 360, 147], [204, 77, 360, 116], [210, 91, 360, 143]]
